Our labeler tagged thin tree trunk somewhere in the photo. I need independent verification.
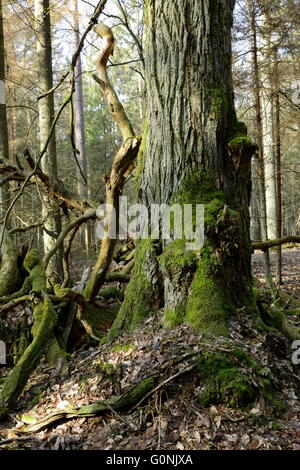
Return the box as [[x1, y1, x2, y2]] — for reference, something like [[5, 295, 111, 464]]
[[259, 6, 277, 241], [274, 48, 282, 285], [71, 0, 91, 256], [247, 0, 271, 283], [34, 0, 63, 281], [0, 0, 10, 222]]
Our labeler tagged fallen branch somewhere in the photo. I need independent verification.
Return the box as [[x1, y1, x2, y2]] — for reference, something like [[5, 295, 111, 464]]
[[17, 377, 156, 433], [0, 436, 42, 447], [0, 295, 31, 314], [252, 236, 300, 250], [106, 272, 130, 283]]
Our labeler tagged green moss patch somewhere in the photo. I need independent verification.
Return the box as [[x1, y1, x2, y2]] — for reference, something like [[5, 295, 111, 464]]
[[108, 239, 159, 341], [196, 350, 262, 408]]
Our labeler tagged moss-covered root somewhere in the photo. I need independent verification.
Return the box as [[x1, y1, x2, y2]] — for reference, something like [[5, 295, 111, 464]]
[[277, 290, 300, 310], [0, 225, 18, 296], [268, 306, 300, 341], [25, 249, 66, 366], [20, 377, 155, 433], [196, 349, 269, 408], [255, 287, 300, 340], [0, 295, 57, 421]]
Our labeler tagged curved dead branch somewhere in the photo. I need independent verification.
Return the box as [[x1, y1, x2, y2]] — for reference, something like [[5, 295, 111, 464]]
[[84, 23, 140, 302], [92, 21, 135, 142], [43, 209, 97, 269]]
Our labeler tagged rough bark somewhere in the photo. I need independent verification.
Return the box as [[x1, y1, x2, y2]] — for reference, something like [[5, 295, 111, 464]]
[[34, 0, 63, 281], [110, 0, 258, 339]]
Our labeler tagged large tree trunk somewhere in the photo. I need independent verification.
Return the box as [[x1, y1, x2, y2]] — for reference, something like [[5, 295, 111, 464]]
[[109, 0, 257, 341], [35, 0, 63, 281]]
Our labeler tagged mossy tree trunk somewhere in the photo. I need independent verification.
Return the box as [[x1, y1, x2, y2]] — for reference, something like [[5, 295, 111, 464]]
[[0, 225, 18, 296], [109, 0, 258, 340]]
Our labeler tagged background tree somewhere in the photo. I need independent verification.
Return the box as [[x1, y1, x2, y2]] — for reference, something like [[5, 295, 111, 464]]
[[34, 0, 63, 281], [0, 0, 10, 220]]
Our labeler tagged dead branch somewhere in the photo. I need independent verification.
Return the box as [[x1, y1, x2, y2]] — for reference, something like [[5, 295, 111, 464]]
[[83, 22, 140, 302], [43, 209, 97, 269], [37, 0, 108, 100], [62, 225, 80, 288], [252, 235, 300, 250]]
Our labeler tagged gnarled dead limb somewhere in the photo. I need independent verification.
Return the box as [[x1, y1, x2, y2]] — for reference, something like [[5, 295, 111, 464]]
[[92, 22, 135, 142], [62, 225, 80, 288], [43, 209, 97, 269], [24, 150, 91, 212], [84, 23, 140, 303], [84, 139, 140, 302], [0, 153, 91, 214]]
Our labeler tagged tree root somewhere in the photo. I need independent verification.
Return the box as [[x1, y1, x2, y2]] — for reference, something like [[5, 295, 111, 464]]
[[17, 377, 156, 433], [255, 285, 300, 341], [0, 295, 57, 420]]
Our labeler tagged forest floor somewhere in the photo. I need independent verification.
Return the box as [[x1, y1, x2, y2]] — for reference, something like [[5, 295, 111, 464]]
[[252, 246, 300, 299], [0, 247, 300, 451]]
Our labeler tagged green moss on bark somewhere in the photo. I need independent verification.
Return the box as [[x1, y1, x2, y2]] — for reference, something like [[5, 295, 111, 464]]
[[78, 302, 120, 340], [0, 226, 18, 296], [160, 171, 236, 335], [108, 239, 160, 341], [185, 251, 231, 336], [24, 248, 47, 292]]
